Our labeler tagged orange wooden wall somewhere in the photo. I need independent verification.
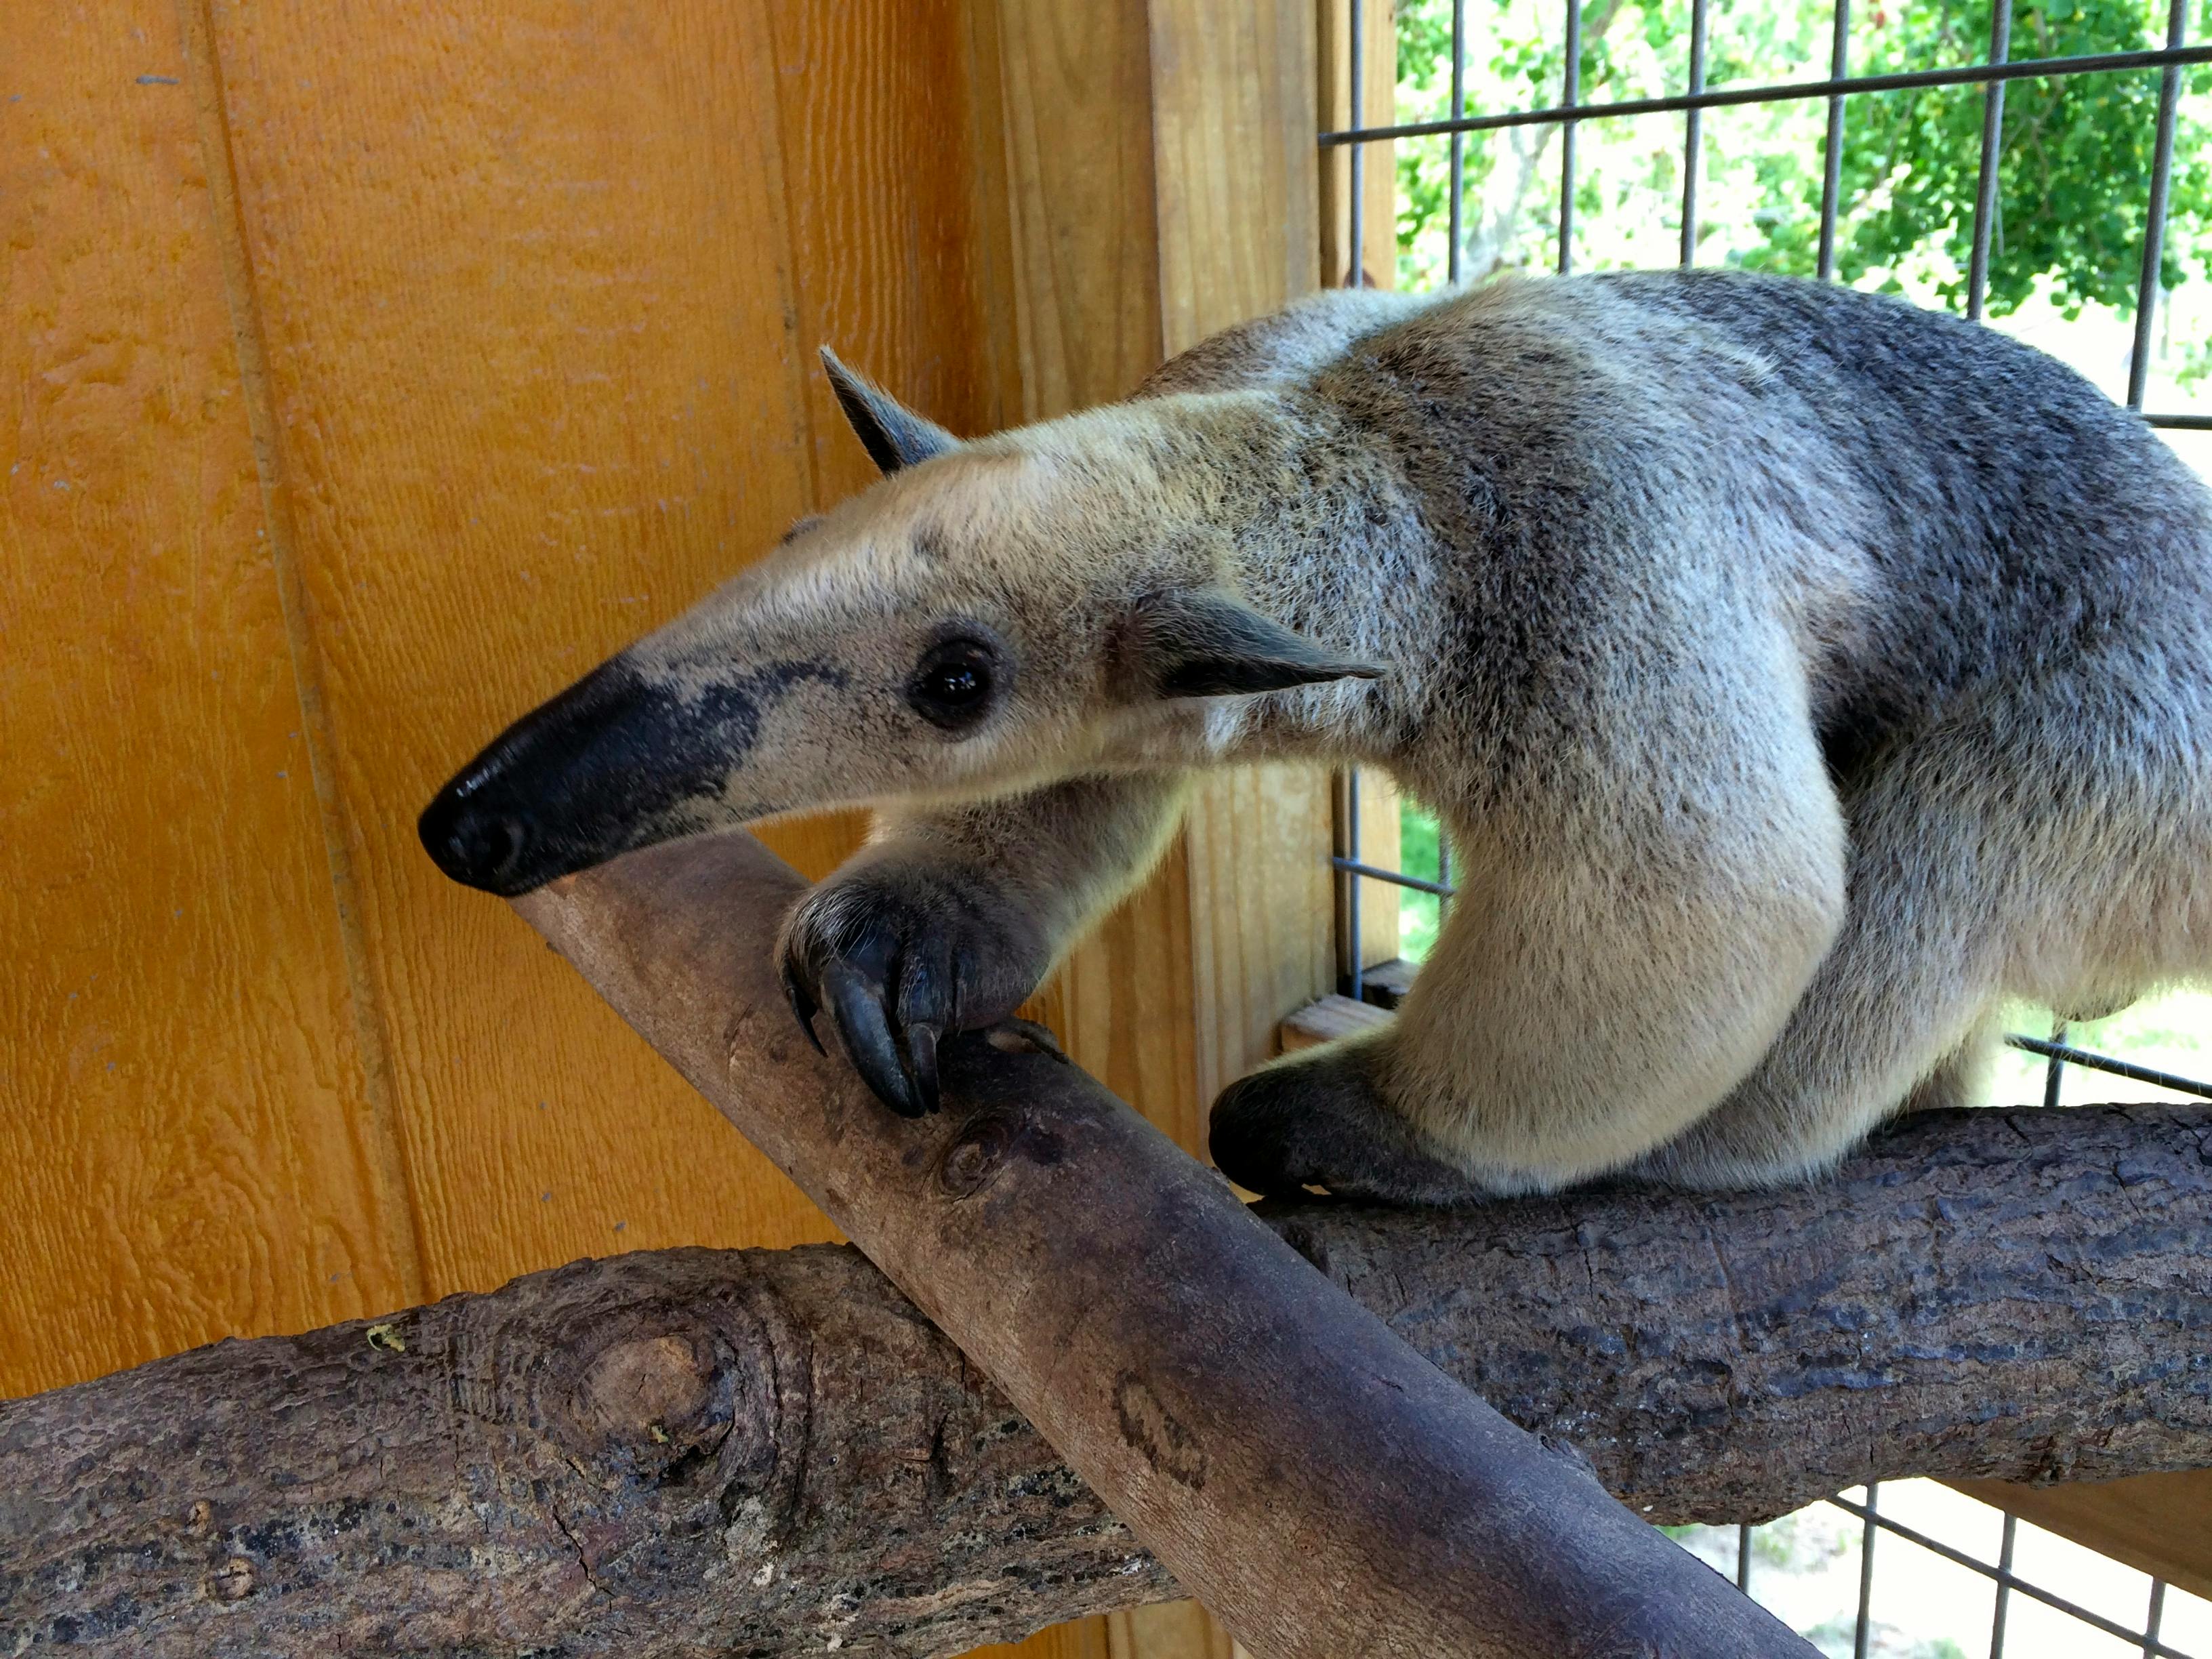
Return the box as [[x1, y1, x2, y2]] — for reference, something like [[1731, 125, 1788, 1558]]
[[1, 0, 1014, 1395], [1, 4, 1318, 1653]]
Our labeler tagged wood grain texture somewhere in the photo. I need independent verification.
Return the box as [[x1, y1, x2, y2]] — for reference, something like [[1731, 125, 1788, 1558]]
[[199, 0, 842, 1286], [967, 0, 1165, 425], [1316, 0, 1399, 292], [1334, 772, 1404, 977], [1279, 994, 1394, 1052], [1149, 1, 1334, 1114], [1951, 1471, 2212, 1603], [961, 0, 1205, 1172], [0, 0, 421, 1395]]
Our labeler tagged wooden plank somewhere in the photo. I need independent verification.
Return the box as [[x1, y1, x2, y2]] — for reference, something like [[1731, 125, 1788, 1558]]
[[963, 0, 1204, 1170], [1185, 769, 1338, 1101], [1318, 0, 1401, 977], [1949, 1473, 2212, 1603], [198, 0, 1033, 1293], [1317, 0, 1399, 291], [1149, 0, 1333, 1107], [1281, 994, 1396, 1052], [966, 0, 1165, 424], [1334, 771, 1404, 978], [1120, 8, 1332, 1653], [1149, 0, 1324, 353], [0, 0, 424, 1397], [1109, 1602, 1254, 1658]]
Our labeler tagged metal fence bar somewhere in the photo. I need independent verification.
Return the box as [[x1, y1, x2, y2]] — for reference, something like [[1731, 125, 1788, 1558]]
[[1558, 0, 1584, 274], [1826, 1495, 2196, 1659], [2127, 0, 2190, 410], [1966, 0, 2013, 321], [1332, 857, 1454, 899], [1448, 0, 1467, 284], [1818, 0, 1852, 279], [1321, 43, 2212, 144], [1853, 1483, 1879, 1659], [1339, 0, 1367, 1005], [2041, 1020, 2069, 1111], [1990, 1512, 2018, 1659], [1345, 773, 1365, 1002], [1347, 0, 1364, 288], [1326, 3, 2209, 1646], [1680, 0, 1710, 267], [2006, 1033, 2212, 1100]]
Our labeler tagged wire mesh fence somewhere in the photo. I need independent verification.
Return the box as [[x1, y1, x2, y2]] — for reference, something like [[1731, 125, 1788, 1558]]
[[1325, 1, 2211, 1650]]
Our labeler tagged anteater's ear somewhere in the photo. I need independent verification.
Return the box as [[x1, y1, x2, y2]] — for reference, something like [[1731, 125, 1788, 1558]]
[[820, 348, 958, 474], [1126, 591, 1386, 698]]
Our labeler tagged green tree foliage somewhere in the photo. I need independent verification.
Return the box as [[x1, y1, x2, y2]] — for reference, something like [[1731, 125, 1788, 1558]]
[[1392, 0, 2212, 318]]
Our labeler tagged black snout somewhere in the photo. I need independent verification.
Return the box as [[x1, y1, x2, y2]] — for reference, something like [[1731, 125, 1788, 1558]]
[[420, 655, 844, 897], [419, 660, 699, 897], [418, 792, 532, 893]]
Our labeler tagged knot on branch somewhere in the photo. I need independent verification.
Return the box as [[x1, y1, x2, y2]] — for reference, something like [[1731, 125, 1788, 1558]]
[[459, 1250, 815, 1587]]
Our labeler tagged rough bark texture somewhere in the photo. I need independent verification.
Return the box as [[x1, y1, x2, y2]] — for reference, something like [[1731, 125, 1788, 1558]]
[[7, 830, 2208, 1657], [497, 834, 1817, 1659], [3, 1107, 2209, 1656]]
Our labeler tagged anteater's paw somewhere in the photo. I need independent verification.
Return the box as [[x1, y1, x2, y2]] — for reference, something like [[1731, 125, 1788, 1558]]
[[778, 863, 1050, 1118], [1208, 1047, 1495, 1206]]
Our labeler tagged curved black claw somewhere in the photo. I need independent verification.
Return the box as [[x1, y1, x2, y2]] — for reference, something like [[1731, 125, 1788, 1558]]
[[781, 955, 827, 1056], [903, 1021, 941, 1115], [778, 865, 1052, 1120], [822, 961, 922, 1117]]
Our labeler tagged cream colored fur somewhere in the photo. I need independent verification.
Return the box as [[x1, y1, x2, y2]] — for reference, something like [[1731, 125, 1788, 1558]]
[[531, 271, 2212, 1197]]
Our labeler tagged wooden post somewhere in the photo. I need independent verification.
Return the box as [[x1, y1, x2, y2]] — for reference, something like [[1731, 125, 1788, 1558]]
[[511, 831, 1822, 1659]]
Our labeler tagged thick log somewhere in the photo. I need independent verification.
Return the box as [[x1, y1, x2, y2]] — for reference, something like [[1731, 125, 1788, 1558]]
[[500, 832, 1815, 1658], [3, 1107, 2209, 1655]]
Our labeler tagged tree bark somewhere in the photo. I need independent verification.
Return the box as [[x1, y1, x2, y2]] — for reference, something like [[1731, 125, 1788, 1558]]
[[499, 833, 1817, 1659], [7, 826, 2208, 1657], [3, 1105, 2208, 1656]]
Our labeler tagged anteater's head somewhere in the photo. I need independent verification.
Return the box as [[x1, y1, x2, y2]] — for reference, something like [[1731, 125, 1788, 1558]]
[[419, 353, 1380, 896]]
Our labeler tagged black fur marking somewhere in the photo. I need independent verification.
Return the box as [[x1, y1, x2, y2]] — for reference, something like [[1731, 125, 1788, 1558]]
[[1134, 590, 1383, 699], [418, 659, 845, 895], [819, 347, 957, 474], [1210, 1050, 1495, 1206]]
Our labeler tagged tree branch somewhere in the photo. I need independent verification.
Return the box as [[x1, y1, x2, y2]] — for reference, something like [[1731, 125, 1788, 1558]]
[[6, 825, 2205, 1657], [2, 1105, 2207, 1656]]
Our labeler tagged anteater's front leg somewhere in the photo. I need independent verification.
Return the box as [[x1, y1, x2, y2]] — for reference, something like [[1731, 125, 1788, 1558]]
[[780, 773, 1187, 1115], [1213, 670, 1850, 1202]]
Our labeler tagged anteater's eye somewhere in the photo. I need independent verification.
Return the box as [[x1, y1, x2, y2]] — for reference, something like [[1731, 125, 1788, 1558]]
[[907, 636, 1000, 731]]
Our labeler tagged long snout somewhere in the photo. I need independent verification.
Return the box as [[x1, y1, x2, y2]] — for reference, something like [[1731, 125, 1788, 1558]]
[[419, 659, 722, 896]]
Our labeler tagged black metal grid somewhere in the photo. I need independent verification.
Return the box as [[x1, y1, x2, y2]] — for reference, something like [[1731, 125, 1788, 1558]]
[[1822, 1488, 2185, 1658], [1326, 3, 2208, 1652]]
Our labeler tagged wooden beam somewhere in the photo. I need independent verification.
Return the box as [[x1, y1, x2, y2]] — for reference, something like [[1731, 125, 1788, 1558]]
[[1147, 1, 1338, 1124], [1950, 1473, 2212, 1604], [1316, 0, 1398, 291], [1279, 993, 1393, 1051]]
